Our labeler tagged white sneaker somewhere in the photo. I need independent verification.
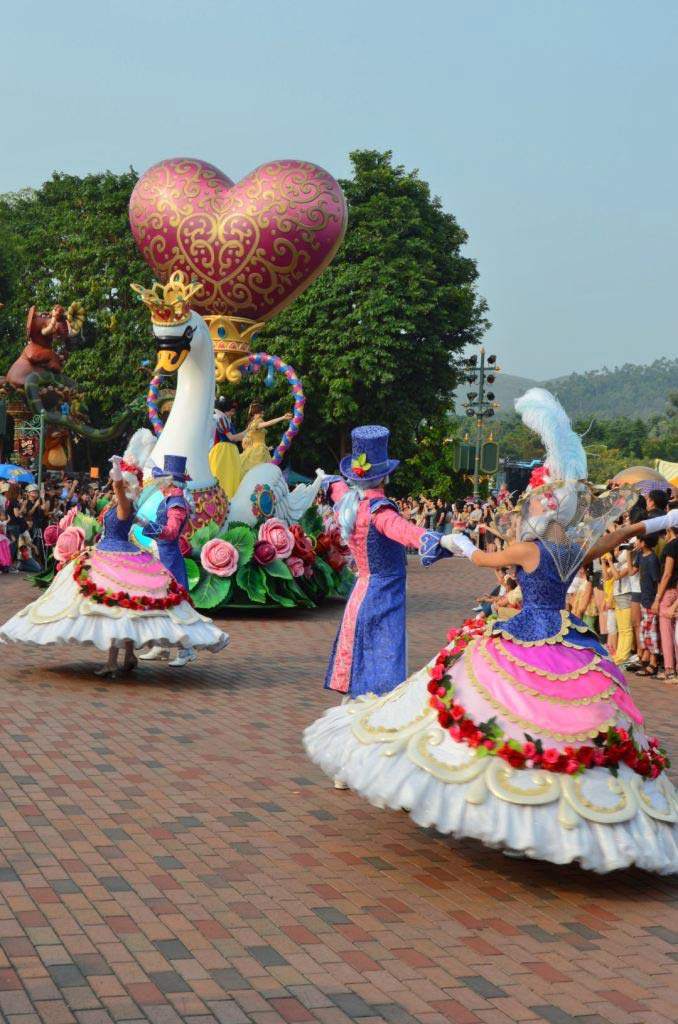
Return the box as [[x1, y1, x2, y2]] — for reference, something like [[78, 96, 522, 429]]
[[138, 646, 169, 661], [168, 648, 197, 668]]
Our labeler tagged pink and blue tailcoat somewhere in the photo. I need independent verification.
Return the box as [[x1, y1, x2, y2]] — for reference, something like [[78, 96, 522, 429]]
[[324, 480, 448, 698]]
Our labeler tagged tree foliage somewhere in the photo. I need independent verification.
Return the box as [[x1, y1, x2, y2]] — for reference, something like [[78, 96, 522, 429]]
[[0, 154, 489, 478], [259, 150, 488, 469], [0, 171, 151, 423], [494, 359, 678, 422]]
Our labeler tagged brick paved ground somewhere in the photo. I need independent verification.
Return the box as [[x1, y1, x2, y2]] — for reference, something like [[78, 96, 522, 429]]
[[0, 560, 676, 1024]]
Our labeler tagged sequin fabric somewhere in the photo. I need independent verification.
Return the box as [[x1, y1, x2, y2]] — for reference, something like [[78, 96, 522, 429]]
[[492, 540, 591, 644], [97, 506, 138, 554]]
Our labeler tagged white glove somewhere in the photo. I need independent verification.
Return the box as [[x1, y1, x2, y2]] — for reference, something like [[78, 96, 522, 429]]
[[642, 508, 678, 535], [315, 467, 330, 482], [109, 455, 123, 482], [441, 533, 478, 559]]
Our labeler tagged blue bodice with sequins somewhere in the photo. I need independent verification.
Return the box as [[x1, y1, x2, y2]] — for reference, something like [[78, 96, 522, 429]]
[[97, 505, 137, 553], [491, 540, 581, 644]]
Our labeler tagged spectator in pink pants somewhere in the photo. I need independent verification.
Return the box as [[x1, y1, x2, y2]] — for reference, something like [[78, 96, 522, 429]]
[[652, 524, 678, 681]]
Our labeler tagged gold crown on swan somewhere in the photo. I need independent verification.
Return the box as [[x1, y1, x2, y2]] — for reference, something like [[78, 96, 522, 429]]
[[131, 272, 203, 326]]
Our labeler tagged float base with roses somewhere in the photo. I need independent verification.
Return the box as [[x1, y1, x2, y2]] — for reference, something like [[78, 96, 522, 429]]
[[188, 507, 354, 611], [35, 505, 354, 612]]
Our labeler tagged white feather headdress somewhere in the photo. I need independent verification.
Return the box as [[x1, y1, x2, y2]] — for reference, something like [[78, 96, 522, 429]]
[[123, 428, 155, 472], [514, 388, 586, 481]]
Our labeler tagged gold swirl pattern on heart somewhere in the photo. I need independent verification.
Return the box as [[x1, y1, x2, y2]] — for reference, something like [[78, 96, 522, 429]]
[[129, 157, 347, 320]]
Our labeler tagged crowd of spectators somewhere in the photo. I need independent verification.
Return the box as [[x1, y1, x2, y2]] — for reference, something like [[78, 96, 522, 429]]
[[397, 493, 512, 552], [569, 488, 678, 681], [0, 475, 108, 575]]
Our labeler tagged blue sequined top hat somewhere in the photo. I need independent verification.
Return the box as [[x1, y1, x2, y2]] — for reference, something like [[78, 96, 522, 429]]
[[152, 454, 188, 483], [339, 425, 400, 483]]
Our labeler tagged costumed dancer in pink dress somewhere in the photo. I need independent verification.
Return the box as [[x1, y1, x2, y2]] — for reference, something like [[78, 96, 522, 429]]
[[321, 426, 450, 708], [306, 393, 678, 873], [0, 440, 228, 677], [0, 513, 12, 572]]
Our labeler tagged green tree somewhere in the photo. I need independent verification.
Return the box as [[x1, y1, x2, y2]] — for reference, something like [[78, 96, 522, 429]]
[[259, 150, 488, 471], [0, 171, 150, 422]]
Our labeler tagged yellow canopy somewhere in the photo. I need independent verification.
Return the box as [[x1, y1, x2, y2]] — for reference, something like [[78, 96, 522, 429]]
[[655, 459, 678, 487]]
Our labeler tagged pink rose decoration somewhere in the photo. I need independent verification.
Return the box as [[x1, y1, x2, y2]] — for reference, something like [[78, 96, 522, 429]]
[[58, 506, 78, 531], [200, 539, 239, 577], [54, 526, 86, 563], [253, 540, 276, 565], [286, 555, 305, 578], [258, 517, 294, 559], [43, 524, 60, 547]]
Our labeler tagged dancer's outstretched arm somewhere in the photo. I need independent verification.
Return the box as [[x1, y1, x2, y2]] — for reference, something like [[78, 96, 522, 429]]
[[442, 533, 539, 572]]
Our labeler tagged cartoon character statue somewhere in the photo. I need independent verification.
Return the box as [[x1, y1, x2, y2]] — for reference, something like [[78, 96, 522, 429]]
[[6, 302, 85, 389]]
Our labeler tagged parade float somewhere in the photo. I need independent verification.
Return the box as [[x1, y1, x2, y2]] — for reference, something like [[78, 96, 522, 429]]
[[124, 156, 352, 611], [0, 301, 133, 471]]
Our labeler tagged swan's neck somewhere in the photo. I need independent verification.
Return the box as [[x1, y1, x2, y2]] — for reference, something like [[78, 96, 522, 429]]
[[152, 330, 215, 488]]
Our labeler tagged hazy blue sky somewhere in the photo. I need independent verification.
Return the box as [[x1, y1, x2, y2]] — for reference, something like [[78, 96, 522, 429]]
[[3, 0, 677, 379]]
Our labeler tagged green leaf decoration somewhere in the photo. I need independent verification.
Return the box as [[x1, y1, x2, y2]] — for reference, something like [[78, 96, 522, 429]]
[[282, 577, 316, 608], [264, 579, 297, 607], [264, 558, 293, 580], [222, 525, 256, 566], [32, 562, 56, 589], [336, 567, 355, 597], [192, 572, 232, 609], [312, 556, 335, 592], [300, 507, 324, 537], [189, 523, 219, 557], [184, 557, 201, 591], [236, 561, 267, 603], [73, 513, 99, 543]]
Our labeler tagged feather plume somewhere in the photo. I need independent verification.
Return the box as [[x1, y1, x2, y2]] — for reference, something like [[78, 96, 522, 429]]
[[123, 428, 156, 471], [514, 388, 587, 480]]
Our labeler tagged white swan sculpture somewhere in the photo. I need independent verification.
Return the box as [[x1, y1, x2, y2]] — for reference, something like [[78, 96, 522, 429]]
[[132, 274, 322, 532]]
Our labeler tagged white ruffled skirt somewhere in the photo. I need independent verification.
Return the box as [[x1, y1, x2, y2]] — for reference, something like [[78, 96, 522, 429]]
[[304, 654, 678, 875], [0, 560, 229, 654]]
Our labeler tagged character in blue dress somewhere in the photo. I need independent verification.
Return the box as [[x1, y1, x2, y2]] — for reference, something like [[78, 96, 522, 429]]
[[137, 455, 196, 666]]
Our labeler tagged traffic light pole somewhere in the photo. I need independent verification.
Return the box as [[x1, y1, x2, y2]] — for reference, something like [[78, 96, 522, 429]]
[[472, 349, 485, 498]]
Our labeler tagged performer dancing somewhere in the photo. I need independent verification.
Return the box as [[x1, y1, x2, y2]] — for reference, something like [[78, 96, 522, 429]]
[[321, 426, 450, 711], [0, 446, 228, 677], [240, 402, 293, 474], [305, 393, 678, 873], [137, 455, 197, 667], [209, 397, 245, 499]]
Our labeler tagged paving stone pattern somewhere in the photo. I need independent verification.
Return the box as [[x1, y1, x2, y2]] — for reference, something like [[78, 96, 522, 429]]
[[0, 560, 676, 1024]]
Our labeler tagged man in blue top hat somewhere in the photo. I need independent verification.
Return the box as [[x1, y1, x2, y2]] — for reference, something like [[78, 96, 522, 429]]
[[136, 455, 195, 667], [318, 425, 451, 704]]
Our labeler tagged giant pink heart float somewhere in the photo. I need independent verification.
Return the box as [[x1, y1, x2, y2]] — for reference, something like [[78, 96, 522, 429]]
[[129, 157, 347, 321]]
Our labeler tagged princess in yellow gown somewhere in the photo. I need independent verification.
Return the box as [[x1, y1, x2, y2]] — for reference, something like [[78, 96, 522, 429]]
[[209, 398, 247, 498], [240, 402, 293, 475]]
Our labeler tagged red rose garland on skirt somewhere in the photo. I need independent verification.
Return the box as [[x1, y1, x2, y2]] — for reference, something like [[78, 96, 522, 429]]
[[72, 553, 192, 611], [428, 620, 670, 780]]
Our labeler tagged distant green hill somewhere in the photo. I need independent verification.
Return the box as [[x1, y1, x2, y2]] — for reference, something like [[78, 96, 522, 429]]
[[489, 358, 678, 420]]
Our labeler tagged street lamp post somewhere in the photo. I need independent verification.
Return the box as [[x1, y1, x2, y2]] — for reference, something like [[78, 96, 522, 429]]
[[461, 347, 501, 498]]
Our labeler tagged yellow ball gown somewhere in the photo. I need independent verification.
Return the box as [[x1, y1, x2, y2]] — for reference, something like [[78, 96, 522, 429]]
[[240, 416, 271, 475]]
